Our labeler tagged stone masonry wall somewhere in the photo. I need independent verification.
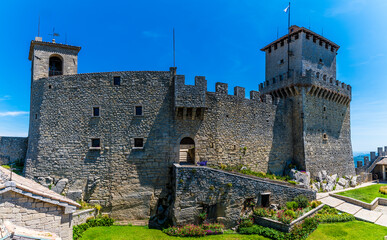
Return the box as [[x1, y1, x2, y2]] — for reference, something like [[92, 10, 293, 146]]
[[0, 191, 72, 240], [172, 164, 315, 227], [25, 70, 295, 221], [0, 137, 28, 165]]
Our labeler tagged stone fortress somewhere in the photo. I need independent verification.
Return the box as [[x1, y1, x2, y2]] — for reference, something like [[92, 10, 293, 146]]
[[0, 25, 355, 223]]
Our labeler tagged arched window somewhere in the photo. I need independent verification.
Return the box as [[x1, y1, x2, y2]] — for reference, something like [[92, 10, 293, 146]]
[[316, 72, 320, 79], [179, 137, 195, 165], [49, 56, 63, 76], [323, 75, 327, 81]]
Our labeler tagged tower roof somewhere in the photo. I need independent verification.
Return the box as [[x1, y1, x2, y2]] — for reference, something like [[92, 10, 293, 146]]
[[260, 25, 340, 52], [28, 39, 81, 60]]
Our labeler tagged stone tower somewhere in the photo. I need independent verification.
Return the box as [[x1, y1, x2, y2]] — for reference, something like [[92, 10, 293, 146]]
[[28, 37, 81, 82], [259, 26, 355, 177]]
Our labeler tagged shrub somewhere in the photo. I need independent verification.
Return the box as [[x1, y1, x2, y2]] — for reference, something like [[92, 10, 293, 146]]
[[286, 201, 298, 210], [277, 211, 293, 224], [379, 186, 387, 195], [288, 180, 297, 185], [294, 195, 309, 209], [253, 208, 271, 218], [310, 200, 321, 209], [73, 216, 114, 240], [239, 216, 254, 228], [316, 212, 355, 223], [226, 183, 232, 187], [198, 212, 207, 222], [284, 209, 296, 218], [163, 225, 206, 237], [238, 225, 286, 239], [290, 217, 319, 239], [201, 223, 224, 235]]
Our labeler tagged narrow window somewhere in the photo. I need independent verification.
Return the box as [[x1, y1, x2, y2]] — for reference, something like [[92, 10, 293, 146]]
[[316, 72, 320, 79], [330, 78, 333, 83], [295, 33, 299, 40], [186, 108, 193, 118], [134, 138, 144, 148], [280, 59, 284, 64], [319, 58, 323, 64], [113, 76, 121, 86], [323, 106, 326, 111], [325, 43, 329, 49], [196, 108, 202, 118], [313, 37, 317, 43], [93, 107, 100, 117], [48, 85, 52, 89], [135, 106, 143, 116], [268, 47, 272, 53], [306, 34, 310, 40], [91, 138, 101, 148], [323, 133, 328, 141], [319, 40, 323, 46], [279, 75, 283, 81], [35, 114, 38, 119], [274, 43, 277, 50], [331, 46, 335, 52], [280, 41, 284, 47], [272, 78, 276, 84], [323, 75, 327, 81]]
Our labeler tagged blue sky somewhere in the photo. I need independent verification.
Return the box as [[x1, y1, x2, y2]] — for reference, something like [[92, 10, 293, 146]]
[[0, 0, 386, 153]]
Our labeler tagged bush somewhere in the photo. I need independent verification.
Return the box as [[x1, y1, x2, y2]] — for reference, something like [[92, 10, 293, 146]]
[[379, 186, 387, 195], [253, 208, 271, 217], [73, 216, 114, 240], [201, 223, 224, 235], [163, 225, 207, 237], [239, 216, 254, 228], [290, 217, 319, 239], [284, 209, 296, 218], [316, 212, 355, 223], [310, 200, 321, 209], [294, 195, 309, 209], [238, 225, 286, 239], [277, 211, 293, 224], [286, 201, 298, 210]]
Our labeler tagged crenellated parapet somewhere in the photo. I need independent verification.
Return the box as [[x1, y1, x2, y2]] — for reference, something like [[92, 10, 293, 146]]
[[174, 75, 207, 108], [258, 69, 351, 105]]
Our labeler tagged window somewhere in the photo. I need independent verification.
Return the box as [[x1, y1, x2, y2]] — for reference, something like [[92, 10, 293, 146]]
[[49, 56, 63, 76], [113, 76, 121, 86], [316, 72, 320, 79], [93, 107, 100, 117], [323, 133, 328, 141], [134, 138, 144, 148], [325, 43, 329, 49], [313, 37, 317, 43], [319, 40, 323, 46], [319, 58, 323, 64], [331, 46, 335, 52], [323, 106, 326, 111], [323, 75, 327, 81], [330, 78, 333, 83], [268, 47, 271, 53], [91, 138, 101, 148], [272, 78, 276, 84], [279, 75, 283, 81], [306, 34, 310, 40], [35, 114, 38, 119], [295, 33, 299, 40], [280, 59, 284, 64], [274, 43, 277, 50], [135, 106, 143, 116], [280, 41, 284, 47]]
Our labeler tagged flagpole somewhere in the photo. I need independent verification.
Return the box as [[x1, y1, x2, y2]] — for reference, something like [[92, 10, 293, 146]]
[[287, 1, 291, 78]]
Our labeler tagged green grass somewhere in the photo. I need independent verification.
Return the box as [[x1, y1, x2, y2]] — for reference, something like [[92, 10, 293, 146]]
[[308, 221, 387, 240], [336, 184, 387, 203], [80, 221, 387, 240], [80, 226, 270, 240]]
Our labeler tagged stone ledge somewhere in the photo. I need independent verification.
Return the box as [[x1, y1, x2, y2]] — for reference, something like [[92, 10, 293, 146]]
[[330, 193, 387, 210]]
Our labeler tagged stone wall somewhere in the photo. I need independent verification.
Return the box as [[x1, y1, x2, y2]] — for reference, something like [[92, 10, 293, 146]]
[[72, 209, 96, 226], [0, 191, 72, 240], [25, 69, 296, 221], [0, 137, 28, 165], [171, 164, 315, 227]]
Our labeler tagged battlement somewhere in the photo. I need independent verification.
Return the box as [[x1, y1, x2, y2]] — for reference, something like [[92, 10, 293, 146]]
[[258, 69, 351, 105]]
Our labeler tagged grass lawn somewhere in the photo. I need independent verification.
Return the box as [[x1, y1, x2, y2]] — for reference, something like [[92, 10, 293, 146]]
[[336, 184, 387, 203], [80, 226, 270, 240], [80, 221, 387, 240], [308, 221, 387, 240]]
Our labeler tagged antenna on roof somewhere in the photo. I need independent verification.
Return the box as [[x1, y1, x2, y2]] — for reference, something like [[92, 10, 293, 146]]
[[49, 27, 60, 43], [173, 28, 176, 67]]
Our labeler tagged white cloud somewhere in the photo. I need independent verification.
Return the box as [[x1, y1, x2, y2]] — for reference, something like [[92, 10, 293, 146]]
[[0, 111, 29, 117], [0, 95, 11, 101]]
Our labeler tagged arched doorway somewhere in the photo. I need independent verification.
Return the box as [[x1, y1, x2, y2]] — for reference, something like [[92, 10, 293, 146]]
[[49, 56, 63, 76], [179, 137, 195, 165]]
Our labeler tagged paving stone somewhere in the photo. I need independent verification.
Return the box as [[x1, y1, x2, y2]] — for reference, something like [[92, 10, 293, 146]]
[[335, 202, 362, 215], [354, 209, 383, 223], [320, 196, 344, 208], [375, 214, 387, 227]]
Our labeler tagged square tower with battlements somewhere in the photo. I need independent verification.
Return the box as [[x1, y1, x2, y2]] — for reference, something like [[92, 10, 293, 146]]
[[259, 26, 355, 177]]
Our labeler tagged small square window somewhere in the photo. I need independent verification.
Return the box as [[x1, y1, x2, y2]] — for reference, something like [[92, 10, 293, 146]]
[[134, 138, 144, 148], [135, 106, 143, 116], [91, 138, 101, 148], [93, 107, 100, 117], [113, 76, 121, 86]]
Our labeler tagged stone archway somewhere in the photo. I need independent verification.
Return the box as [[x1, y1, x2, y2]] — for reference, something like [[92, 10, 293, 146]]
[[179, 137, 195, 165]]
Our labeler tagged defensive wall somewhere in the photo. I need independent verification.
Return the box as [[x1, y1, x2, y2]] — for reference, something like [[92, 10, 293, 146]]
[[24, 68, 293, 220], [170, 164, 315, 227], [0, 137, 28, 165]]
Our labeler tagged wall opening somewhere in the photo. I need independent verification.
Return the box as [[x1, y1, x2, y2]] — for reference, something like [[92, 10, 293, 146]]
[[260, 192, 271, 207], [179, 137, 195, 165], [49, 56, 63, 76]]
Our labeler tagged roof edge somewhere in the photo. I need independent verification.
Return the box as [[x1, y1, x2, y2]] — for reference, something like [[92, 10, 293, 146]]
[[28, 40, 82, 60]]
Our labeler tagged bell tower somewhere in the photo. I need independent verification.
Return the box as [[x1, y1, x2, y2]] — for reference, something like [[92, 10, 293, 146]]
[[28, 36, 81, 82]]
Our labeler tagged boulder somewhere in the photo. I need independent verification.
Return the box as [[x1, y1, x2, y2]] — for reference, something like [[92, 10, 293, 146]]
[[316, 172, 323, 182], [321, 170, 327, 180], [37, 176, 54, 188], [326, 176, 335, 185], [52, 178, 68, 194], [66, 190, 82, 201], [335, 184, 344, 191], [337, 178, 347, 186], [350, 176, 358, 187], [326, 182, 335, 192], [331, 174, 338, 183]]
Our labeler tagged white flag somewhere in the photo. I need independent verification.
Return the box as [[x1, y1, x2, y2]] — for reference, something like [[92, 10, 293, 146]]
[[284, 5, 289, 13]]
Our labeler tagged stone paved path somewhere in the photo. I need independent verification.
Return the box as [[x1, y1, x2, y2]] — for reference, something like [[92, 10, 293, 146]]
[[317, 181, 387, 228]]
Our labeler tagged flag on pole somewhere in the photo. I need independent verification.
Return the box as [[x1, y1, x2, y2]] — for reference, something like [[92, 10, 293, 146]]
[[284, 5, 290, 13]]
